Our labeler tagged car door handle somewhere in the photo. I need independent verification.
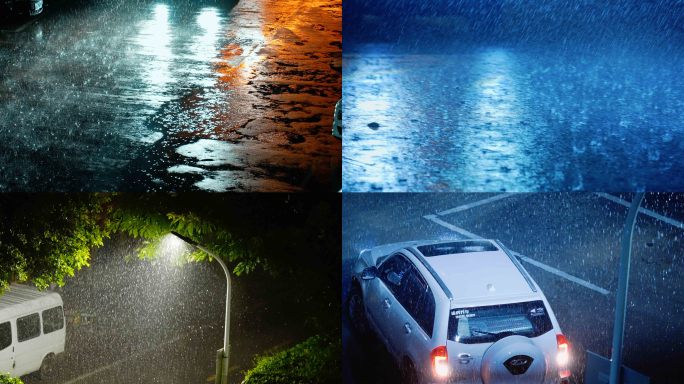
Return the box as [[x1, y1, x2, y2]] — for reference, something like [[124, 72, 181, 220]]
[[458, 353, 473, 364], [382, 298, 391, 309], [404, 323, 411, 334]]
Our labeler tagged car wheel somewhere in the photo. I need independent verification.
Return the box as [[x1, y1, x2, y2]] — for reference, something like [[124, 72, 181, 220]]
[[347, 284, 369, 337], [401, 359, 419, 384], [39, 353, 56, 380]]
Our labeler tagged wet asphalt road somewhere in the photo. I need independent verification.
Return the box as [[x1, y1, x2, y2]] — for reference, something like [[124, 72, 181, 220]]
[[21, 237, 311, 384], [0, 0, 341, 192], [342, 193, 684, 384], [342, 43, 684, 192]]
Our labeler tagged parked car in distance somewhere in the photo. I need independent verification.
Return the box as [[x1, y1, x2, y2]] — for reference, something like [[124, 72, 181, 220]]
[[0, 284, 65, 379], [332, 98, 342, 139], [347, 239, 571, 384], [0, 0, 43, 17]]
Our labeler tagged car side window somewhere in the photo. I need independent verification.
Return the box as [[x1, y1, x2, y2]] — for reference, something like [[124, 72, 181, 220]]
[[418, 286, 435, 337], [0, 322, 11, 351], [378, 253, 411, 297], [17, 313, 41, 342], [399, 267, 435, 337], [378, 253, 436, 337]]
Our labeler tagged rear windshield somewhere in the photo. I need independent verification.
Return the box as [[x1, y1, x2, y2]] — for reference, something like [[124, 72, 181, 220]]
[[448, 300, 553, 344]]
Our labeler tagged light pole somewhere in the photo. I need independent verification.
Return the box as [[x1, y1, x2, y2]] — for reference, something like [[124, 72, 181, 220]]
[[609, 192, 644, 384], [170, 231, 231, 384]]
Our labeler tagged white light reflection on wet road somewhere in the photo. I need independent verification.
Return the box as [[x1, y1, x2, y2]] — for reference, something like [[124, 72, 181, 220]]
[[135, 3, 174, 105], [460, 48, 540, 191], [343, 53, 427, 190], [192, 7, 222, 87], [343, 48, 545, 191]]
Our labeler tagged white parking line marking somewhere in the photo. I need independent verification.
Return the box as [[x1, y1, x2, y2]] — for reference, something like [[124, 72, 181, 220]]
[[513, 253, 611, 296], [436, 193, 514, 216], [596, 193, 684, 230], [423, 215, 483, 239], [423, 215, 611, 296]]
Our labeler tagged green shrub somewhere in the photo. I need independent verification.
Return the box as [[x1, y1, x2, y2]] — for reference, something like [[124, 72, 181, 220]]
[[0, 374, 23, 384], [242, 335, 340, 384]]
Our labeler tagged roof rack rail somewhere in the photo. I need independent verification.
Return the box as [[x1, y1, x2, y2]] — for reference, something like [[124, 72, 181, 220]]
[[405, 247, 454, 300], [493, 239, 537, 293]]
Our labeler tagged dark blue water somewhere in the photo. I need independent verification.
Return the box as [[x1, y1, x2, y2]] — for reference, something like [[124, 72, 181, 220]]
[[342, 1, 684, 191]]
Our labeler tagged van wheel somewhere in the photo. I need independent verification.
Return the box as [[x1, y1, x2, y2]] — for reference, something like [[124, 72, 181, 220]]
[[347, 284, 369, 337], [401, 360, 419, 384], [39, 354, 56, 380]]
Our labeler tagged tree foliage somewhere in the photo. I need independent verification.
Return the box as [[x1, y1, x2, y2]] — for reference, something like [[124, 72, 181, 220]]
[[0, 194, 339, 303], [110, 194, 339, 280], [0, 374, 24, 384], [110, 194, 340, 332], [242, 335, 340, 384], [0, 194, 113, 293]]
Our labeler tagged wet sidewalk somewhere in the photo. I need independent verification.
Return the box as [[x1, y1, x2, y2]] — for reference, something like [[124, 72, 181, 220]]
[[342, 44, 684, 192], [0, 0, 341, 191]]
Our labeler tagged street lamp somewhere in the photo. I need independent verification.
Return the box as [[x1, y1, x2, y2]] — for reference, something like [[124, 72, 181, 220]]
[[609, 193, 645, 384], [170, 231, 231, 384]]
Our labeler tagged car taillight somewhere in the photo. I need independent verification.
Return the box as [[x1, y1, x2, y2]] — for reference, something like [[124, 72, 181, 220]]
[[431, 345, 449, 378], [556, 334, 571, 378]]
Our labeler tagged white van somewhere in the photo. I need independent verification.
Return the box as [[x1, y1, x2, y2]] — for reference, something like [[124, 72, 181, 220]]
[[0, 285, 65, 379]]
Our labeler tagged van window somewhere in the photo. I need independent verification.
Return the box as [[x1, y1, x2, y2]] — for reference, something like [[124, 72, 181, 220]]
[[43, 306, 64, 334], [17, 313, 41, 342], [0, 322, 11, 351]]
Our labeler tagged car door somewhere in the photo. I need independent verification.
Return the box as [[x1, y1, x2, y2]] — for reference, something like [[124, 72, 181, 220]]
[[365, 253, 411, 349], [13, 312, 43, 376], [0, 321, 15, 375], [385, 262, 435, 373]]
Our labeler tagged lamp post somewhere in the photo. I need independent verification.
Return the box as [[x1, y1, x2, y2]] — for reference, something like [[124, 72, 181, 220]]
[[609, 192, 645, 384], [170, 231, 231, 384]]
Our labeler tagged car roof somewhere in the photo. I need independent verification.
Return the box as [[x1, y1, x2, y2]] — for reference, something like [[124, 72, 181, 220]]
[[0, 284, 63, 320], [407, 240, 539, 305]]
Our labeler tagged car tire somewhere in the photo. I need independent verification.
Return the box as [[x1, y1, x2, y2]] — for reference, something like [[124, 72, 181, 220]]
[[401, 359, 419, 384], [347, 284, 370, 338], [39, 353, 56, 380]]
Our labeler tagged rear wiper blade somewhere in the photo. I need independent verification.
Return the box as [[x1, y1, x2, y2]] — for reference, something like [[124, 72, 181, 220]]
[[471, 328, 498, 336], [471, 329, 515, 338]]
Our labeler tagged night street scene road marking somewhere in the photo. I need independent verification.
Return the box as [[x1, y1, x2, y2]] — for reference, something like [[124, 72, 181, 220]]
[[597, 193, 684, 230], [342, 1, 684, 192], [343, 193, 684, 384], [0, 0, 341, 192], [423, 213, 611, 296], [0, 194, 341, 384]]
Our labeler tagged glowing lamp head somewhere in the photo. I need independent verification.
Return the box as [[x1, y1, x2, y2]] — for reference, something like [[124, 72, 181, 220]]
[[431, 345, 449, 378], [157, 233, 193, 263]]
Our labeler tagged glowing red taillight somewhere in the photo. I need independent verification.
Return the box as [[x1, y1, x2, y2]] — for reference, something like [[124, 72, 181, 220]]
[[431, 345, 449, 378], [556, 334, 570, 378]]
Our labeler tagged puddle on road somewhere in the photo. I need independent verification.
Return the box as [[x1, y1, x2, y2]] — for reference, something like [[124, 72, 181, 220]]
[[124, 0, 340, 192], [193, 170, 242, 191], [175, 139, 236, 167], [167, 139, 245, 191]]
